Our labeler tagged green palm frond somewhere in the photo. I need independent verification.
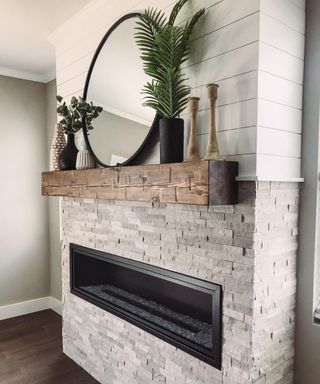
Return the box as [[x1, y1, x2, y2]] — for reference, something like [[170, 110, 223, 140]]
[[134, 8, 166, 82], [182, 8, 206, 44], [135, 0, 205, 118], [134, 8, 166, 51], [168, 0, 189, 26]]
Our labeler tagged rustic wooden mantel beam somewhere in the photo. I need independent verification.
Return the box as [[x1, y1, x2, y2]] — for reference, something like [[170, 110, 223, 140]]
[[41, 161, 238, 205]]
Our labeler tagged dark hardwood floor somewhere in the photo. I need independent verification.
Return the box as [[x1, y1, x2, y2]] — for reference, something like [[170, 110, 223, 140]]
[[0, 310, 99, 384]]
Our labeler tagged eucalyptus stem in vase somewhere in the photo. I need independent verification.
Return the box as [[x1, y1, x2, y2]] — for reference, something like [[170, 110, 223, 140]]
[[135, 0, 205, 164], [56, 95, 102, 170]]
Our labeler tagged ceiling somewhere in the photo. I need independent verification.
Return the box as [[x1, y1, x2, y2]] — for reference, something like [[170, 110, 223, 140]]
[[0, 0, 92, 83]]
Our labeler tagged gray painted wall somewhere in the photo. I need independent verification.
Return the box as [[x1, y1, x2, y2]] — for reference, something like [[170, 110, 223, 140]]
[[0, 75, 50, 306], [294, 0, 320, 382], [46, 80, 61, 301]]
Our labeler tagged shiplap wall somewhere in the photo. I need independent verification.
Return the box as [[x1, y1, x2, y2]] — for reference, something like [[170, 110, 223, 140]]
[[49, 0, 305, 180], [257, 0, 305, 180]]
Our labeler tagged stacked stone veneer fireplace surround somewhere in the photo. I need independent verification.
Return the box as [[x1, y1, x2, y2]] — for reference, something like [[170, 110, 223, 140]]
[[61, 180, 299, 384]]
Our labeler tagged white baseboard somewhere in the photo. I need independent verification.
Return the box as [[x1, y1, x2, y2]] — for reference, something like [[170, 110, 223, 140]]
[[48, 296, 63, 316], [0, 296, 62, 321]]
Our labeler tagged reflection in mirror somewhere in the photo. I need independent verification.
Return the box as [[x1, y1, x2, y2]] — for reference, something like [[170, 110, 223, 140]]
[[84, 13, 156, 166]]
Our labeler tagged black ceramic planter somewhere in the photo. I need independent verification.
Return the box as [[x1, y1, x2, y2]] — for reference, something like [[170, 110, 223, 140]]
[[159, 118, 184, 164], [59, 134, 78, 170]]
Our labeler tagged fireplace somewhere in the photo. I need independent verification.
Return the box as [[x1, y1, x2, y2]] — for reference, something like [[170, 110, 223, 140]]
[[70, 244, 222, 368]]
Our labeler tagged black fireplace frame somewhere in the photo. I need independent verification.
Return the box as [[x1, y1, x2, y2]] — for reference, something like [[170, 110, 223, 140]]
[[70, 243, 222, 369]]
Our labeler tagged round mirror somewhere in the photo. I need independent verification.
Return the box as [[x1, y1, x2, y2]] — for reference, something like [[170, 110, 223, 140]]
[[83, 13, 159, 167]]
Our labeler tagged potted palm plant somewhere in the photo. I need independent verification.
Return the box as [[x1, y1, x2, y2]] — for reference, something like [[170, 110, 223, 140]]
[[56, 95, 102, 170], [135, 0, 205, 163]]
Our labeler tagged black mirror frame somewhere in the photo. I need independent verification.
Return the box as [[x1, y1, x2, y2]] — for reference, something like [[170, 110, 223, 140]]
[[82, 12, 160, 168]]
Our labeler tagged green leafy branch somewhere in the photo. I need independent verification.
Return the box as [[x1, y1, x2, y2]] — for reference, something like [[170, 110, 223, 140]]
[[56, 95, 103, 134]]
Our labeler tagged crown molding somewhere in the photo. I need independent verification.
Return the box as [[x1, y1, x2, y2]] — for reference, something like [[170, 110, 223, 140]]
[[0, 65, 56, 84], [42, 69, 57, 83]]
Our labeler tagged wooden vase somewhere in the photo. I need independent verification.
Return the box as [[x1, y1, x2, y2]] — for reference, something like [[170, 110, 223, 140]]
[[186, 97, 200, 162], [50, 123, 66, 171], [203, 84, 223, 161]]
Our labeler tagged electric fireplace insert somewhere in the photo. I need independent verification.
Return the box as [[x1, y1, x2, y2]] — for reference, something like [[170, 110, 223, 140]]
[[70, 244, 222, 368]]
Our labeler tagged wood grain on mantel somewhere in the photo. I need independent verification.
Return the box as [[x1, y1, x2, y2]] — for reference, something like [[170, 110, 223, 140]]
[[42, 161, 238, 205]]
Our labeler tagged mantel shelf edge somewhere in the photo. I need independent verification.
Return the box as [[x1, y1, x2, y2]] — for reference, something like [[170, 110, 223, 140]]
[[41, 161, 238, 206]]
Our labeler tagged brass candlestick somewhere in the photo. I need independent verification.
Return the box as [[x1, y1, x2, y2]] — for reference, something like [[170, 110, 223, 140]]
[[186, 97, 200, 162], [203, 84, 223, 160]]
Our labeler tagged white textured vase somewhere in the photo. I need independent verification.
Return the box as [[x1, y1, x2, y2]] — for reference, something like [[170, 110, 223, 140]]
[[50, 123, 66, 171], [76, 135, 95, 170]]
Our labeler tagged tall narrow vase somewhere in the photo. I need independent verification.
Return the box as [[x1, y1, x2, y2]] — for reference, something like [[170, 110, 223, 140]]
[[59, 134, 78, 170], [203, 84, 223, 161], [50, 123, 66, 171], [186, 97, 200, 162]]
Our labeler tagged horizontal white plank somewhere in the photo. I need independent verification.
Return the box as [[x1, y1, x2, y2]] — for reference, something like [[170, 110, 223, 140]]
[[56, 34, 101, 73], [257, 154, 301, 179], [58, 73, 87, 98], [260, 12, 305, 59], [288, 0, 305, 11], [259, 42, 304, 85], [258, 71, 303, 109], [236, 175, 303, 182], [183, 99, 257, 135], [59, 90, 85, 103], [198, 126, 256, 157], [189, 131, 257, 177], [260, 0, 305, 34], [190, 71, 258, 109], [57, 53, 92, 87], [224, 154, 257, 178], [192, 0, 259, 40], [200, 0, 224, 8], [257, 127, 301, 158], [216, 100, 257, 131], [188, 42, 259, 89], [257, 99, 302, 134], [189, 12, 259, 66], [217, 127, 256, 156]]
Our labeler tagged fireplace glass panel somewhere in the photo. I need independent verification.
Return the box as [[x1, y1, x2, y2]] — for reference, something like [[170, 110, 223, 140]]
[[70, 244, 221, 368]]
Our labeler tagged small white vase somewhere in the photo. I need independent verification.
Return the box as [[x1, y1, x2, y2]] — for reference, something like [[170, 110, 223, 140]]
[[76, 135, 95, 170]]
